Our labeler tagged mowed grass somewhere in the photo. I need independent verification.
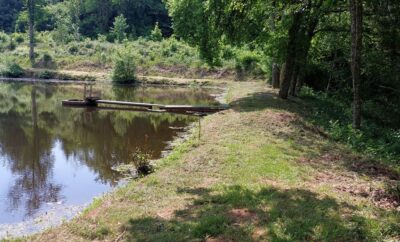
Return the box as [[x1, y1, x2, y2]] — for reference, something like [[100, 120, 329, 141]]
[[17, 82, 399, 242]]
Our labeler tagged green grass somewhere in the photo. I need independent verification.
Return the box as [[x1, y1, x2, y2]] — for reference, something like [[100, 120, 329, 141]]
[[19, 82, 400, 242], [0, 32, 239, 79]]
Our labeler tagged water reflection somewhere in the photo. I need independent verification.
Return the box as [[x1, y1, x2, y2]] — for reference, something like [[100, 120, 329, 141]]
[[0, 83, 216, 224]]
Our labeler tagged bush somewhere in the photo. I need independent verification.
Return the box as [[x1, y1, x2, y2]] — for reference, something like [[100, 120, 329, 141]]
[[150, 22, 163, 41], [112, 47, 137, 83], [0, 61, 25, 78], [0, 32, 9, 42], [130, 149, 153, 176], [0, 32, 10, 51], [8, 39, 16, 51], [37, 70, 55, 79], [68, 44, 79, 55], [235, 50, 260, 72], [12, 33, 25, 44], [36, 52, 55, 68], [234, 49, 263, 79], [298, 86, 317, 98], [97, 34, 107, 42], [83, 38, 94, 49]]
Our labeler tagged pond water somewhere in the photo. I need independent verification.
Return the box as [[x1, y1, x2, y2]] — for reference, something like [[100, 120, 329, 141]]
[[0, 82, 218, 235]]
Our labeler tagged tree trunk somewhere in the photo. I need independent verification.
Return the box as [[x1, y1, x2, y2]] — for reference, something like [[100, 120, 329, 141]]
[[289, 64, 299, 96], [280, 63, 286, 86], [350, 0, 363, 129], [270, 1, 280, 89], [272, 63, 280, 88], [279, 13, 302, 99], [295, 76, 303, 95], [28, 0, 35, 66]]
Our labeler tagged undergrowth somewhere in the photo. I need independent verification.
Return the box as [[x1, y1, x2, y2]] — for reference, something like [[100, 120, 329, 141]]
[[299, 86, 400, 165]]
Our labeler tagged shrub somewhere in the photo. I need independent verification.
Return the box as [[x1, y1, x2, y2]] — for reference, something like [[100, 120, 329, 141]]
[[149, 22, 163, 41], [8, 39, 16, 51], [97, 34, 107, 42], [36, 52, 55, 68], [0, 61, 25, 78], [112, 47, 137, 83], [12, 33, 25, 44], [298, 86, 317, 98], [234, 49, 263, 79], [83, 38, 93, 49], [97, 51, 108, 65], [68, 44, 79, 55], [0, 32, 9, 42], [37, 70, 55, 79], [236, 51, 260, 72], [130, 149, 153, 176], [0, 32, 10, 51]]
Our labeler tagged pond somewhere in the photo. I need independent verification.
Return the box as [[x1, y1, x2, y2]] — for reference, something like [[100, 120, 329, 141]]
[[0, 82, 219, 237]]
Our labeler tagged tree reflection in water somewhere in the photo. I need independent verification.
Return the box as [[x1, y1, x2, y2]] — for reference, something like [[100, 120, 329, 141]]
[[0, 83, 215, 222]]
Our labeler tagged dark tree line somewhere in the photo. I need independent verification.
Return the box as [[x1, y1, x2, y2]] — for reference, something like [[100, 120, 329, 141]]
[[0, 0, 23, 33], [0, 0, 171, 38]]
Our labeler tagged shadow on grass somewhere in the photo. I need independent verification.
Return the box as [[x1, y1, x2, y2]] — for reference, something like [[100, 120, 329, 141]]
[[126, 185, 382, 241], [229, 90, 400, 181]]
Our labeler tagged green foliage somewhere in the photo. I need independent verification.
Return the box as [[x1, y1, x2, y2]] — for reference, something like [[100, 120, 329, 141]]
[[68, 44, 79, 55], [36, 52, 55, 68], [112, 46, 137, 83], [167, 0, 222, 66], [37, 70, 55, 79], [8, 38, 16, 50], [12, 32, 24, 43], [299, 89, 400, 163], [111, 14, 128, 43], [97, 34, 107, 42], [298, 86, 316, 98], [234, 49, 263, 78], [0, 31, 10, 51], [130, 148, 154, 176], [0, 60, 25, 77], [149, 22, 163, 41], [52, 18, 73, 44]]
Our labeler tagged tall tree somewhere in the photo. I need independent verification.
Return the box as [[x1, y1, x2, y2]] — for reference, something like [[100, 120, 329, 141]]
[[350, 0, 363, 129], [27, 0, 35, 65]]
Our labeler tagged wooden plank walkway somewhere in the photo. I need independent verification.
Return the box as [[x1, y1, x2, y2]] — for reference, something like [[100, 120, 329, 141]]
[[96, 100, 165, 109], [62, 97, 228, 114]]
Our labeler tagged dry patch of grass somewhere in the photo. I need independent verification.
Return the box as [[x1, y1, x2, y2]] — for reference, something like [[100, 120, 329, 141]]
[[21, 81, 399, 242]]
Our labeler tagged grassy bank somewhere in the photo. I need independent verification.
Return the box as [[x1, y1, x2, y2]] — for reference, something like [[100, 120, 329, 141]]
[[8, 81, 396, 242], [0, 32, 265, 82]]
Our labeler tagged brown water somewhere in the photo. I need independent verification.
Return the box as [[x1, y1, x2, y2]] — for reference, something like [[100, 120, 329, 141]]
[[0, 82, 218, 227]]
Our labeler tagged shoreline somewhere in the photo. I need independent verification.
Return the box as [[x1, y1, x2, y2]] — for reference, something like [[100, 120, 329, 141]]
[[0, 79, 228, 240], [4, 81, 399, 242]]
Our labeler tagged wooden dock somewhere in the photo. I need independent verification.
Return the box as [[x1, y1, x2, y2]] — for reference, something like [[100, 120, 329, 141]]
[[62, 97, 228, 115]]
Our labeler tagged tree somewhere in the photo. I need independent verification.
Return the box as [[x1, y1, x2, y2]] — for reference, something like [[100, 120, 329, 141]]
[[115, 0, 171, 37], [27, 0, 35, 65], [350, 0, 363, 129], [150, 22, 163, 41], [168, 0, 338, 98], [67, 0, 82, 41], [111, 14, 128, 42]]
